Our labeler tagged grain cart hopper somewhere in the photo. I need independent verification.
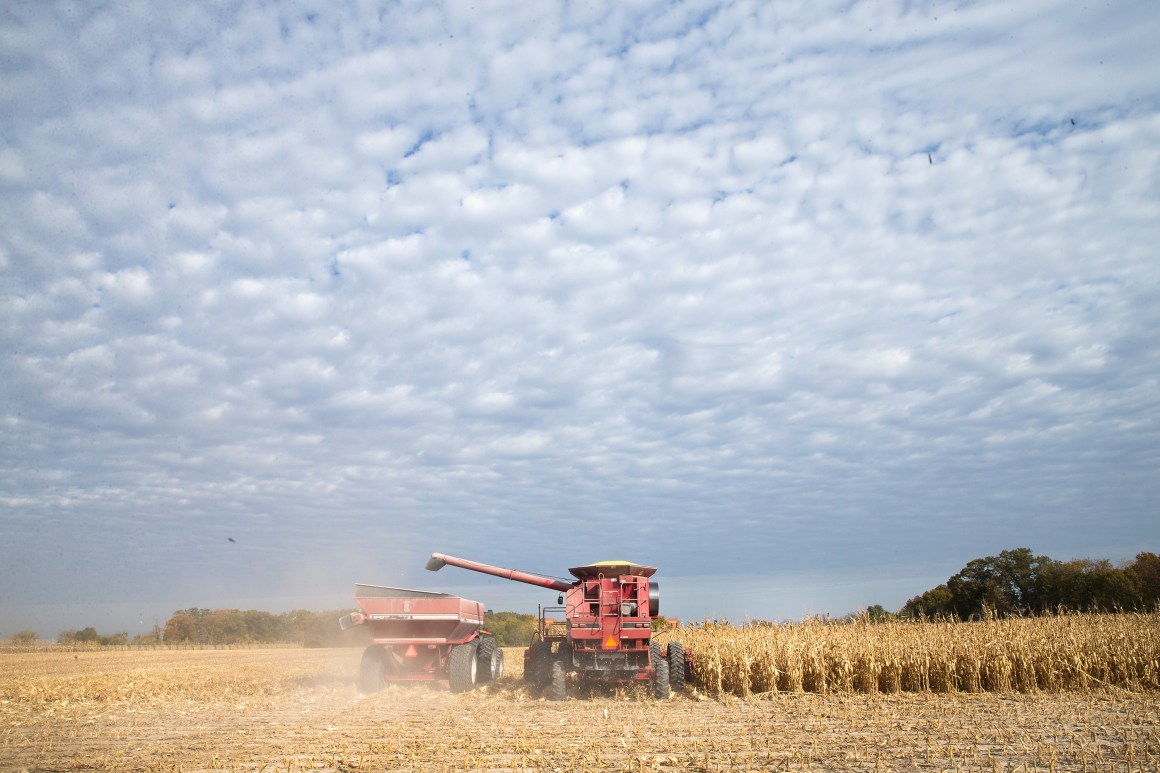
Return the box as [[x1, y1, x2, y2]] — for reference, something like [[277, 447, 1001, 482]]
[[339, 584, 503, 693], [426, 552, 686, 700]]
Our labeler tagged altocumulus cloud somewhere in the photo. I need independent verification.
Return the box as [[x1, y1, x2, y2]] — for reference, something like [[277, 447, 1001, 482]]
[[1, 0, 1158, 636]]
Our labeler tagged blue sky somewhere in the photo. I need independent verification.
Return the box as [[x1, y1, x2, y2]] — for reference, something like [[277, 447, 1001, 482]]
[[2, 0, 1158, 638]]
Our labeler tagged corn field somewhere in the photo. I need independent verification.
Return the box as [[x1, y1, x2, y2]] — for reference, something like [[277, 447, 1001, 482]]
[[2, 635, 1158, 771], [675, 611, 1160, 697]]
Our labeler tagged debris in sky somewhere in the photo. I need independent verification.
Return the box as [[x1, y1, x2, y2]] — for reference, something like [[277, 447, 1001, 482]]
[[228, 537, 236, 543]]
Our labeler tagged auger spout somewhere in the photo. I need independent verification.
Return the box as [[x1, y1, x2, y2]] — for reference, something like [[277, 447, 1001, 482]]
[[426, 552, 574, 593]]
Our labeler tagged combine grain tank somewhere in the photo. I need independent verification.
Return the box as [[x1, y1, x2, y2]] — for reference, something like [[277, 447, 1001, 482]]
[[426, 553, 686, 700], [339, 584, 503, 693]]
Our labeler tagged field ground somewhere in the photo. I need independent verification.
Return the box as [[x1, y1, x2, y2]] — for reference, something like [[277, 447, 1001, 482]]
[[2, 647, 1157, 772]]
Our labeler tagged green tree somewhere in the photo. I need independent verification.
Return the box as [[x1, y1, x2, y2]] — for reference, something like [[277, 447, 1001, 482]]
[[906, 548, 1160, 619], [283, 609, 313, 644], [864, 604, 896, 622], [65, 626, 100, 644], [98, 631, 129, 645], [208, 610, 249, 644], [947, 558, 1006, 617], [901, 584, 954, 619], [302, 611, 341, 647], [995, 548, 1054, 613], [59, 626, 123, 645], [243, 610, 289, 643], [1081, 560, 1141, 610], [1128, 552, 1160, 608], [1038, 559, 1085, 609], [1040, 558, 1143, 611], [945, 548, 1054, 619], [484, 611, 536, 646]]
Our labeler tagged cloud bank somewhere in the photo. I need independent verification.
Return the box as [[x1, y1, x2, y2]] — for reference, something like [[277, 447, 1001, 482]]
[[2, 0, 1158, 635]]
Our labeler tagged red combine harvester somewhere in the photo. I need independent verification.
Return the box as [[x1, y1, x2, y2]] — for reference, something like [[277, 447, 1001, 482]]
[[339, 584, 503, 693], [426, 552, 686, 700]]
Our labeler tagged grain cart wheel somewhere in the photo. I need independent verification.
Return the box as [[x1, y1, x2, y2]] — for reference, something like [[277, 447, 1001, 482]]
[[651, 656, 671, 699], [448, 640, 479, 693], [547, 659, 567, 701], [358, 646, 388, 693], [476, 637, 502, 683], [667, 641, 687, 693]]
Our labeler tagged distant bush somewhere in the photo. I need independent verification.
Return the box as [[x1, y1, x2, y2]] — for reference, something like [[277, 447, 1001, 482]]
[[7, 630, 38, 645], [58, 627, 129, 646], [133, 625, 163, 645]]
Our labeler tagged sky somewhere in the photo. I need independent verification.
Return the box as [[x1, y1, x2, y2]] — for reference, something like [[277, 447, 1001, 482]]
[[2, 0, 1158, 639]]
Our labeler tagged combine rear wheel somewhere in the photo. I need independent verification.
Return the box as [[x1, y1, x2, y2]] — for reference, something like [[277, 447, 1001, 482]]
[[667, 641, 686, 693], [448, 641, 479, 693], [525, 640, 549, 685], [547, 659, 567, 701], [492, 647, 505, 680], [477, 637, 504, 683], [358, 646, 387, 693], [651, 656, 670, 699], [533, 645, 556, 689], [650, 638, 670, 699]]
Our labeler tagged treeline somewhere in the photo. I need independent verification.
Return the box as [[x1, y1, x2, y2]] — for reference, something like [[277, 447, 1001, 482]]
[[38, 609, 540, 648], [483, 611, 537, 646], [160, 608, 541, 647], [902, 548, 1160, 620], [160, 608, 370, 647], [49, 609, 368, 647], [58, 627, 132, 646]]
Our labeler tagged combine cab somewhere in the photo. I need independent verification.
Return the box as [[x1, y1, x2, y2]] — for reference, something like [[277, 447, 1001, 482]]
[[339, 584, 503, 693], [426, 553, 686, 700]]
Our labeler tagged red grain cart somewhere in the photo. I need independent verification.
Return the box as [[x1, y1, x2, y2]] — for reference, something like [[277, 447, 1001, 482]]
[[339, 584, 503, 693]]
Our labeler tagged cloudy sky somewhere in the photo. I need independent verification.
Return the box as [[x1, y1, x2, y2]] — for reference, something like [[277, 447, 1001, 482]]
[[2, 0, 1158, 638]]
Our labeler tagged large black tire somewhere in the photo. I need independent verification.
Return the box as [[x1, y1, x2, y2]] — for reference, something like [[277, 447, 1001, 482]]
[[667, 641, 687, 693], [358, 646, 387, 693], [476, 637, 499, 683], [556, 642, 573, 671], [533, 644, 556, 689], [649, 639, 663, 668], [651, 656, 671, 699], [547, 658, 567, 701], [448, 641, 479, 693], [525, 641, 548, 685]]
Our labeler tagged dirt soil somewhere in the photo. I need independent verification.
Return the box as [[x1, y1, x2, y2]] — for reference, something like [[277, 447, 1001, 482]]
[[2, 648, 1157, 771]]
